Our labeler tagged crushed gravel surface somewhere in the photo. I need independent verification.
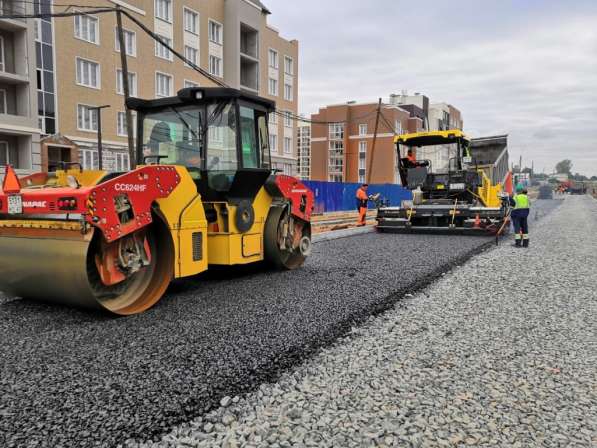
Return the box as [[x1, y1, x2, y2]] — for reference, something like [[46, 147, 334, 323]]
[[125, 196, 596, 448], [0, 200, 560, 447]]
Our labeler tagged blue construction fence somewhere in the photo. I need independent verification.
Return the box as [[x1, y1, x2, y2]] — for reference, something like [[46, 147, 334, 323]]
[[303, 180, 412, 214]]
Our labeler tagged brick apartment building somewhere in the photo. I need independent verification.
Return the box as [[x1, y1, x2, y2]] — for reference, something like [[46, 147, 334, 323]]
[[308, 93, 464, 184], [310, 102, 413, 184], [0, 0, 299, 175]]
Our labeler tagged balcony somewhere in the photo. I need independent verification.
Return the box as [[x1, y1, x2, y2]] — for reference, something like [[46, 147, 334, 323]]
[[240, 23, 258, 59], [0, 1, 28, 27], [0, 132, 33, 170], [240, 57, 259, 92], [0, 27, 31, 82], [0, 82, 32, 119]]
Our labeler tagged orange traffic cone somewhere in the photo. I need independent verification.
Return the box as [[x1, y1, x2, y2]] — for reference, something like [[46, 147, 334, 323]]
[[2, 165, 21, 193]]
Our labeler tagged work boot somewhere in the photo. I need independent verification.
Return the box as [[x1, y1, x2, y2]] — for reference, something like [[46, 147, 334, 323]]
[[522, 239, 529, 248], [513, 239, 522, 248]]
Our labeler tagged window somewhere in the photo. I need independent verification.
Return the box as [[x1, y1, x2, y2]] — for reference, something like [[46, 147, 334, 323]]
[[0, 141, 8, 165], [184, 46, 198, 67], [0, 36, 4, 71], [284, 137, 292, 154], [76, 58, 100, 89], [81, 148, 98, 169], [359, 141, 367, 154], [359, 124, 367, 136], [269, 112, 277, 125], [269, 133, 277, 151], [283, 111, 292, 128], [155, 72, 172, 97], [184, 80, 199, 88], [155, 35, 173, 61], [206, 103, 237, 171], [284, 83, 292, 101], [208, 20, 223, 44], [0, 89, 6, 114], [268, 78, 278, 96], [77, 104, 98, 131], [329, 123, 344, 140], [329, 140, 344, 152], [359, 141, 367, 170], [155, 0, 172, 22], [395, 120, 403, 135], [116, 70, 137, 96], [284, 56, 293, 75], [184, 8, 198, 34], [74, 15, 98, 44], [115, 152, 130, 171], [115, 28, 136, 56], [268, 49, 278, 69], [239, 106, 262, 169], [116, 111, 136, 137], [209, 55, 222, 77], [142, 105, 204, 169]]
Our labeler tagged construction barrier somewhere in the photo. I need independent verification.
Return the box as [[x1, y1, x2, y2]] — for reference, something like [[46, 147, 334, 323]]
[[303, 180, 412, 214]]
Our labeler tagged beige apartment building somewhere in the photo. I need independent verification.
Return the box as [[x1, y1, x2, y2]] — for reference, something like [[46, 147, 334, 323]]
[[37, 0, 298, 173], [0, 0, 41, 176], [310, 102, 412, 184]]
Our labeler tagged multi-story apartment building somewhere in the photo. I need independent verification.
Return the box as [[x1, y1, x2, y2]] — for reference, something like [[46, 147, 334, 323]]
[[310, 102, 410, 184], [389, 91, 429, 132], [420, 102, 464, 173], [30, 0, 298, 173], [0, 0, 41, 176], [296, 122, 310, 180], [428, 102, 463, 131]]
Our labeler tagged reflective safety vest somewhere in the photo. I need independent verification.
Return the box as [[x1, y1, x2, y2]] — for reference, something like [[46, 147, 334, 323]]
[[514, 193, 530, 209]]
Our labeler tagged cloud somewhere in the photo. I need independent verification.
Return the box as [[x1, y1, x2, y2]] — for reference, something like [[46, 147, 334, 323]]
[[265, 0, 597, 175]]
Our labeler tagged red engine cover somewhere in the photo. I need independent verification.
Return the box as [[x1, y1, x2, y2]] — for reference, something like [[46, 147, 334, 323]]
[[0, 165, 181, 244], [272, 175, 314, 222], [88, 166, 180, 242]]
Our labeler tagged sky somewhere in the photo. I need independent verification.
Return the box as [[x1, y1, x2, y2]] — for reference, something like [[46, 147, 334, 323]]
[[265, 0, 597, 176]]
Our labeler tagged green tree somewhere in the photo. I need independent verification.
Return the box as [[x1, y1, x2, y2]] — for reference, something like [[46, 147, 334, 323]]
[[555, 159, 573, 175]]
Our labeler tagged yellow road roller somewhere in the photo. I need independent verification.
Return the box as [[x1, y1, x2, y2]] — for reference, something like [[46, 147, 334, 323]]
[[0, 87, 314, 315]]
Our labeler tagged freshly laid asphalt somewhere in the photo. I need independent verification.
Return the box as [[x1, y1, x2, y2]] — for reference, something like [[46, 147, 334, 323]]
[[0, 200, 560, 447]]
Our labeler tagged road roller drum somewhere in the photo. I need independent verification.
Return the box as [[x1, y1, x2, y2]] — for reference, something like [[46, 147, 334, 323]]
[[0, 87, 314, 314]]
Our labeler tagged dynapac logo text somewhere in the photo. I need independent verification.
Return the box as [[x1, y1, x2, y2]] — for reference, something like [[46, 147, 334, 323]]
[[114, 183, 147, 192], [23, 201, 47, 208]]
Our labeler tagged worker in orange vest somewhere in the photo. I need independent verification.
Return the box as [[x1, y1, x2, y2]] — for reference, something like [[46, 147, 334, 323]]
[[356, 183, 369, 226]]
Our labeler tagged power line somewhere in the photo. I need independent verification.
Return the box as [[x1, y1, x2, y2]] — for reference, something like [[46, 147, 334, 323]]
[[0, 4, 393, 129], [118, 9, 228, 88], [0, 5, 117, 19]]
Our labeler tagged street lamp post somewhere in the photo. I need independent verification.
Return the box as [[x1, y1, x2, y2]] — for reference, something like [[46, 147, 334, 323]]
[[90, 105, 111, 170]]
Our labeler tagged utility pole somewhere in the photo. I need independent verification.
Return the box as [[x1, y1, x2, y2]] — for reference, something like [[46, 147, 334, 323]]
[[90, 105, 110, 170], [116, 6, 136, 169], [367, 98, 382, 184]]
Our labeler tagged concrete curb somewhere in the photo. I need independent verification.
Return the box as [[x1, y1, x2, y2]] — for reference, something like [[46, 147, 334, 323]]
[[313, 225, 376, 243]]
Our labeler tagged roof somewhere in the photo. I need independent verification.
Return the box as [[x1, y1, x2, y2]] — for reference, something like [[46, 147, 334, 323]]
[[252, 0, 271, 14], [126, 87, 276, 112], [394, 129, 469, 147]]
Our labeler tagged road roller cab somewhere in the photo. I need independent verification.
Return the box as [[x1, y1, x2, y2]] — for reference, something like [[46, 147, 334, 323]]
[[0, 87, 314, 315]]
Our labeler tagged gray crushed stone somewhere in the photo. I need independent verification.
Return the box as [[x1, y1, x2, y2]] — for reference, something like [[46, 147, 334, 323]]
[[126, 196, 596, 448], [0, 200, 560, 447]]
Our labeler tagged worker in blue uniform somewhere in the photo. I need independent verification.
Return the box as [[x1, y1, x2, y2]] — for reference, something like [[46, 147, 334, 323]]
[[509, 185, 531, 247]]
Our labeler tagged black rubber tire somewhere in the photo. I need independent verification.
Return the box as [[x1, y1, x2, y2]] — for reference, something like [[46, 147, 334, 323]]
[[264, 206, 310, 270]]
